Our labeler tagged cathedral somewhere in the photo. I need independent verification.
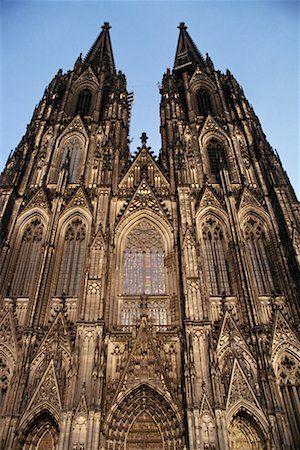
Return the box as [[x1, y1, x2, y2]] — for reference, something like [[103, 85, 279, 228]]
[[0, 22, 300, 450]]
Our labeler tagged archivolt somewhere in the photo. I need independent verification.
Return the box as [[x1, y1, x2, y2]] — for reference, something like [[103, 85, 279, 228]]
[[104, 384, 184, 450]]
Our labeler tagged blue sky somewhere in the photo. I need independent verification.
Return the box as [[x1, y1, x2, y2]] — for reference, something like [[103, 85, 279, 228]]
[[1, 1, 299, 197]]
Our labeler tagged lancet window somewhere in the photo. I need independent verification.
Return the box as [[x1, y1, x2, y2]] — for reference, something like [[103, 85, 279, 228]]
[[207, 138, 227, 182], [277, 352, 300, 445], [123, 221, 165, 296], [76, 89, 92, 116], [202, 218, 231, 296], [60, 137, 83, 183], [56, 218, 86, 297], [196, 89, 212, 116], [11, 218, 44, 297], [244, 218, 274, 295]]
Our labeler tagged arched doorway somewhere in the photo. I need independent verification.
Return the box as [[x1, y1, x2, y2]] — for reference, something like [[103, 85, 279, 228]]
[[126, 411, 163, 450], [20, 410, 59, 450], [105, 384, 183, 450], [228, 410, 267, 450]]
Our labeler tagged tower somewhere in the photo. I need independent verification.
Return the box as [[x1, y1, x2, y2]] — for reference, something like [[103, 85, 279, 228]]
[[0, 22, 300, 450]]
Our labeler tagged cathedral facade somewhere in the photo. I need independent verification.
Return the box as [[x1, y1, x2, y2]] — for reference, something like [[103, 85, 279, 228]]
[[0, 23, 300, 450]]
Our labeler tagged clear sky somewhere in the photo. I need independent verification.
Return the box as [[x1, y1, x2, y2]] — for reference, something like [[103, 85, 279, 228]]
[[1, 1, 299, 197]]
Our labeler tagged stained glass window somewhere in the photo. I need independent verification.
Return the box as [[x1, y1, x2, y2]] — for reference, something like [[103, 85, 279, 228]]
[[244, 218, 274, 295], [56, 218, 86, 297], [202, 219, 230, 296], [11, 218, 44, 297], [123, 221, 165, 295]]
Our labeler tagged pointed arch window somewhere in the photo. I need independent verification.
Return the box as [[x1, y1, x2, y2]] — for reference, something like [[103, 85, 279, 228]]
[[61, 137, 83, 183], [123, 221, 165, 296], [207, 138, 227, 182], [76, 89, 92, 116], [244, 218, 274, 295], [196, 89, 212, 116], [56, 218, 86, 297], [202, 218, 231, 296], [11, 218, 44, 297], [277, 352, 300, 445]]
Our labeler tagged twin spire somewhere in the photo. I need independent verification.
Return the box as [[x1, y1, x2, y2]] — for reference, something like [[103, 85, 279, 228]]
[[83, 22, 205, 74]]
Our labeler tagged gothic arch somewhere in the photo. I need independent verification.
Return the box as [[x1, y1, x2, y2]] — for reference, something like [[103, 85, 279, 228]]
[[111, 212, 175, 327], [200, 130, 238, 183], [196, 211, 232, 297], [5, 211, 47, 298], [115, 209, 174, 251], [104, 384, 183, 450], [189, 75, 218, 116], [50, 129, 88, 184], [240, 211, 278, 296], [227, 402, 269, 450], [17, 408, 59, 450], [51, 212, 90, 300], [273, 348, 300, 445]]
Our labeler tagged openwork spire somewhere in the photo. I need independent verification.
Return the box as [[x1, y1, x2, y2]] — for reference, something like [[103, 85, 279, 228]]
[[83, 22, 116, 74], [174, 22, 205, 71]]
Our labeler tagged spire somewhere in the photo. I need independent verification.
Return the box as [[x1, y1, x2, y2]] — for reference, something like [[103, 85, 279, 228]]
[[174, 22, 205, 71], [83, 22, 116, 74]]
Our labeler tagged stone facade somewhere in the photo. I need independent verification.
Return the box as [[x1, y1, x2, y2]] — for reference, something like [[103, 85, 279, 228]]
[[0, 22, 300, 450]]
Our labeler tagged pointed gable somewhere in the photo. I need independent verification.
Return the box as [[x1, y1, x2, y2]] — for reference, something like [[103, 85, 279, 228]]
[[75, 384, 88, 415], [271, 311, 300, 358], [59, 115, 88, 140], [226, 359, 260, 409], [33, 312, 72, 367], [119, 146, 169, 197], [63, 185, 92, 213], [197, 185, 225, 211], [113, 318, 172, 401], [237, 186, 265, 211], [27, 360, 62, 411], [91, 227, 106, 249], [22, 187, 50, 213], [117, 178, 171, 224], [217, 311, 257, 372], [202, 114, 223, 134], [200, 393, 214, 417], [190, 67, 215, 88], [73, 66, 99, 89]]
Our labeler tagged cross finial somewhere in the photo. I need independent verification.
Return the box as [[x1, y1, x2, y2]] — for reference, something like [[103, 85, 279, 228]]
[[102, 22, 111, 31], [178, 22, 187, 31], [140, 132, 148, 146]]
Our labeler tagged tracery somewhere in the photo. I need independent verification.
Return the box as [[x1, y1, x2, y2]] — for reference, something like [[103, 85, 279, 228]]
[[56, 218, 86, 297], [202, 217, 231, 296], [244, 217, 274, 295], [123, 221, 165, 296], [11, 218, 44, 297]]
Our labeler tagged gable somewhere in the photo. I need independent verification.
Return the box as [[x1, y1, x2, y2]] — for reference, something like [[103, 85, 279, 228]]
[[119, 147, 169, 197]]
